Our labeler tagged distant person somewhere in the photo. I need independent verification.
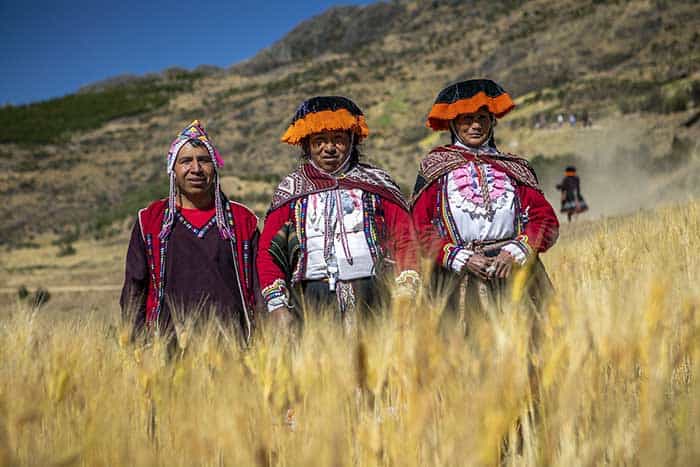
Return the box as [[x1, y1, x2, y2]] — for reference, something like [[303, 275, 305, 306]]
[[413, 79, 559, 319], [556, 166, 588, 222], [537, 114, 547, 129], [557, 113, 564, 127], [568, 113, 576, 127], [120, 120, 259, 345], [257, 96, 419, 330], [581, 110, 590, 127]]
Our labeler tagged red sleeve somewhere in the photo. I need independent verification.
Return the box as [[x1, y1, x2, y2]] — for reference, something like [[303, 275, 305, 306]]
[[383, 200, 417, 272], [256, 205, 290, 291], [229, 203, 260, 309], [516, 185, 559, 253], [411, 182, 459, 268]]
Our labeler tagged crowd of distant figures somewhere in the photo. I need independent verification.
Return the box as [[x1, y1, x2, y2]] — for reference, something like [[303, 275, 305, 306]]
[[533, 111, 592, 130]]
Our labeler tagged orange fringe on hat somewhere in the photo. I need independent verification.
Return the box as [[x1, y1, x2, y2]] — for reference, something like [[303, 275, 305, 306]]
[[281, 109, 369, 145], [426, 92, 515, 131]]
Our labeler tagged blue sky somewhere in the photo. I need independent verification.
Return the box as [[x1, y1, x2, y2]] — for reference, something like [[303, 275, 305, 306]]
[[0, 0, 373, 106]]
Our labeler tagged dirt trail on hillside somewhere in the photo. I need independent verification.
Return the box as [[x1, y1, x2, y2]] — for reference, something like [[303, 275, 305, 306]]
[[537, 123, 700, 220]]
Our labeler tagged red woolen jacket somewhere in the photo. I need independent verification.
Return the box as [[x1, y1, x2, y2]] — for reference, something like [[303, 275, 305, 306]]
[[257, 194, 417, 309], [412, 181, 559, 267]]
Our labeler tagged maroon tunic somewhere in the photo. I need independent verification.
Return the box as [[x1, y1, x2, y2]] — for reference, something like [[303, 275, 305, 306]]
[[120, 198, 259, 340]]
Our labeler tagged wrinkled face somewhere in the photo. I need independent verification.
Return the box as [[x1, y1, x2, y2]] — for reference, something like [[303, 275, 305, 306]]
[[174, 142, 215, 198], [308, 130, 351, 173], [453, 108, 493, 147]]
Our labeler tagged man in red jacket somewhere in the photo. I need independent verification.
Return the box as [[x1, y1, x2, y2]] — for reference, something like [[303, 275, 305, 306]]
[[120, 120, 258, 344], [257, 96, 419, 328], [412, 79, 559, 317]]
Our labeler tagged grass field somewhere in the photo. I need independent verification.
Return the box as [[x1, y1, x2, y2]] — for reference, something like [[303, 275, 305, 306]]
[[1, 200, 699, 466]]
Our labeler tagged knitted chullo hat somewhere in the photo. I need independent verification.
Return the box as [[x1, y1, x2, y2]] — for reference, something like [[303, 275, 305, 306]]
[[160, 120, 232, 240], [426, 79, 515, 131], [281, 96, 369, 145]]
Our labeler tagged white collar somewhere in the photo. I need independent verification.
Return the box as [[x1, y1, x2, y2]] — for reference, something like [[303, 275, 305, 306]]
[[454, 140, 500, 156]]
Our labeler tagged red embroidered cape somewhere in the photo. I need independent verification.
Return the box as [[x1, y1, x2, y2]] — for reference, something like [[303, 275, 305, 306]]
[[270, 162, 409, 212], [411, 145, 558, 266], [258, 163, 416, 303]]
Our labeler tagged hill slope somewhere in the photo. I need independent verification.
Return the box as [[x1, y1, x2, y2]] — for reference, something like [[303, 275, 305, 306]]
[[2, 0, 699, 245]]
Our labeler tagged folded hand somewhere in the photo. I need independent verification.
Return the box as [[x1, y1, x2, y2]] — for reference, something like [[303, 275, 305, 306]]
[[464, 253, 493, 280], [490, 250, 515, 279]]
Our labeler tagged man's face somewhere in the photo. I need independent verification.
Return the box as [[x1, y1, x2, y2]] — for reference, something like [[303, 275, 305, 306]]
[[174, 143, 215, 198], [454, 109, 493, 147], [308, 131, 351, 172]]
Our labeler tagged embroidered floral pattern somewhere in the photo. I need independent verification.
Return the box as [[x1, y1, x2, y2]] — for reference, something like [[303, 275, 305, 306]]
[[447, 163, 515, 221], [394, 270, 421, 298], [271, 162, 408, 212]]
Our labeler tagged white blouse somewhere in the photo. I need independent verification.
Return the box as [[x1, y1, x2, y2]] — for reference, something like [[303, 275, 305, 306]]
[[445, 166, 517, 242], [304, 188, 375, 285], [443, 147, 526, 270]]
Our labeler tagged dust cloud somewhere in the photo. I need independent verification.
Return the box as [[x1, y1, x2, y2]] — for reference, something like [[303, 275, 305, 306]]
[[533, 120, 699, 222]]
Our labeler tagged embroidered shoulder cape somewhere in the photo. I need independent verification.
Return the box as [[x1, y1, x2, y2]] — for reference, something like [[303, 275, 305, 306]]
[[412, 145, 540, 202], [270, 161, 409, 213]]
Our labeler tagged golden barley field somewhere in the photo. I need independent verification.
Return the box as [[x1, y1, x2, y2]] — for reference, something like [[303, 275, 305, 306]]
[[1, 201, 699, 467]]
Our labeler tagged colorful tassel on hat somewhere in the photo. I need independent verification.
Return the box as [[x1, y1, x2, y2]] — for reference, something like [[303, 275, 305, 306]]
[[159, 120, 232, 240]]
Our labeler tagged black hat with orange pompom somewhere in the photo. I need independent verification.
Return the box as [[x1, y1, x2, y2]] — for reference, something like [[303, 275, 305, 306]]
[[281, 96, 369, 145], [426, 79, 515, 131]]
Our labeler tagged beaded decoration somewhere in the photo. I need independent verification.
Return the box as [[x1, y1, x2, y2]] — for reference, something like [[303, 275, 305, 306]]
[[442, 243, 462, 269], [325, 190, 355, 267], [145, 234, 158, 298], [222, 200, 238, 244], [153, 207, 171, 320], [242, 240, 251, 293], [261, 278, 289, 308], [291, 198, 308, 284], [472, 162, 495, 221], [512, 235, 532, 258], [362, 192, 378, 262], [440, 177, 463, 245], [322, 192, 336, 261], [175, 212, 217, 239], [361, 192, 386, 264], [510, 195, 533, 260], [432, 181, 448, 239]]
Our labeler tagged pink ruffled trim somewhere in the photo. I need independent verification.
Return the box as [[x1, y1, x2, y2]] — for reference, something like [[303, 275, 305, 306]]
[[452, 163, 509, 205]]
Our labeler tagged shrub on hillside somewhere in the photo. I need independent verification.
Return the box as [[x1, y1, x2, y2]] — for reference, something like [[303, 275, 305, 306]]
[[56, 243, 77, 257], [17, 285, 51, 308], [52, 225, 80, 257]]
